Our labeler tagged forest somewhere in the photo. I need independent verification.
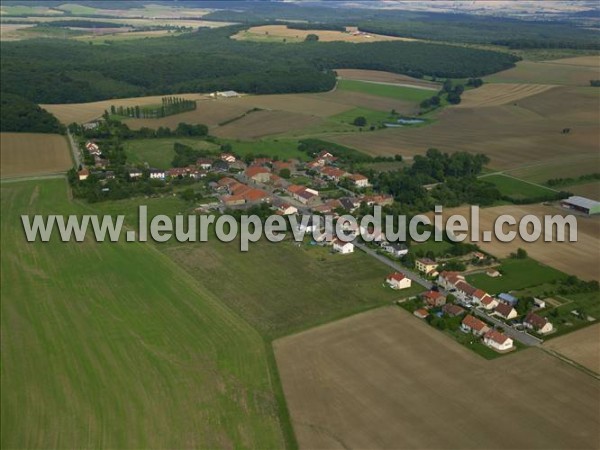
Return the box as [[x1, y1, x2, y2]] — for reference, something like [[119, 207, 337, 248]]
[[0, 93, 65, 134], [0, 25, 518, 105]]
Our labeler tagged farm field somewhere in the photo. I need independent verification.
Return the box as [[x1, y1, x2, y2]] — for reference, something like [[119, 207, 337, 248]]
[[434, 204, 600, 281], [275, 306, 600, 450], [568, 181, 600, 201], [124, 138, 218, 168], [337, 79, 435, 101], [481, 173, 557, 200], [232, 25, 415, 44], [335, 68, 440, 89], [506, 155, 600, 184], [0, 179, 285, 449], [485, 56, 600, 86], [457, 83, 556, 108], [211, 110, 324, 139], [330, 86, 599, 173], [545, 324, 600, 374], [0, 133, 72, 178]]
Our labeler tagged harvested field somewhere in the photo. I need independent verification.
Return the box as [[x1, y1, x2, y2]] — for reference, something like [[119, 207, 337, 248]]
[[545, 324, 600, 374], [458, 83, 556, 108], [568, 181, 600, 201], [232, 25, 414, 43], [431, 203, 600, 281], [41, 93, 209, 125], [275, 307, 600, 450], [507, 154, 600, 184], [0, 23, 35, 41], [486, 58, 600, 86], [336, 69, 440, 89], [0, 133, 71, 178], [330, 86, 599, 171], [212, 110, 323, 139]]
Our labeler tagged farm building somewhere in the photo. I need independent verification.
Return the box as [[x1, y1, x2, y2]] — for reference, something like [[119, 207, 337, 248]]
[[386, 272, 412, 290], [216, 90, 240, 98], [560, 196, 600, 215]]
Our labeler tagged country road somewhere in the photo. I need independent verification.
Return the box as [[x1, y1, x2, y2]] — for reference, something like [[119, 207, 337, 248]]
[[67, 130, 81, 168]]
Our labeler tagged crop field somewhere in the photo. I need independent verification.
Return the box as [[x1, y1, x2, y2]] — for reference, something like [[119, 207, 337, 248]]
[[506, 155, 600, 184], [481, 174, 557, 200], [211, 110, 324, 139], [0, 133, 72, 178], [275, 306, 600, 450], [330, 86, 599, 173], [336, 68, 440, 89], [124, 138, 218, 168], [0, 180, 285, 449], [568, 181, 600, 200], [485, 56, 600, 86], [545, 324, 600, 374], [458, 83, 556, 108], [232, 25, 414, 44], [433, 204, 600, 281], [337, 79, 435, 102]]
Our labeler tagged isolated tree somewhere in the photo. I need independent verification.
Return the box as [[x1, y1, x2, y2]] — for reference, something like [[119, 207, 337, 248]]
[[353, 116, 367, 127], [305, 34, 319, 42]]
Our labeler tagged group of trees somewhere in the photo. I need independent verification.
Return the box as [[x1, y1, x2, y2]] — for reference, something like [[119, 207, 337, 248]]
[[0, 93, 65, 133], [420, 79, 467, 110], [110, 97, 197, 119], [172, 142, 213, 168]]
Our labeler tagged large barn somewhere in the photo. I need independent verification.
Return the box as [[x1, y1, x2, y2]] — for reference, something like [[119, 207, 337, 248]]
[[560, 196, 600, 215]]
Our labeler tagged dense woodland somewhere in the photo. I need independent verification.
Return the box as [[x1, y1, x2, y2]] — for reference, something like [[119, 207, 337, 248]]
[[0, 93, 65, 133], [1, 25, 518, 105]]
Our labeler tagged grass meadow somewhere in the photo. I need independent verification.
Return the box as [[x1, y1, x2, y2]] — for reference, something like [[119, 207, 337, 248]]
[[482, 174, 557, 200], [337, 79, 434, 102], [1, 179, 286, 449]]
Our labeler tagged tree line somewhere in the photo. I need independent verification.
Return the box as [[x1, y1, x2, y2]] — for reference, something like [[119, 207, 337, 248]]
[[110, 97, 197, 119]]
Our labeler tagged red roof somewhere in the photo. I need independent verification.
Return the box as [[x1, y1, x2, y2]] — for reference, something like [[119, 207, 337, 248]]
[[495, 302, 515, 317], [484, 329, 510, 345], [481, 296, 496, 306], [524, 312, 548, 329], [462, 314, 488, 332], [218, 177, 238, 187], [242, 189, 269, 202], [422, 290, 443, 300], [245, 166, 271, 178], [387, 272, 406, 282], [455, 280, 477, 296], [287, 184, 305, 194], [348, 173, 368, 181]]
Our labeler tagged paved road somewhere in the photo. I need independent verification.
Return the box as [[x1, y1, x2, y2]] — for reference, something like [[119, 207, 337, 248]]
[[353, 242, 433, 290], [472, 308, 542, 346]]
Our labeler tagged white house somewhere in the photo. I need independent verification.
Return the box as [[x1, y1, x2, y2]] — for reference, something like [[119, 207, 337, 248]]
[[382, 242, 409, 258], [78, 168, 89, 181], [220, 153, 237, 163], [438, 271, 465, 290], [278, 204, 298, 215], [386, 272, 412, 290], [149, 169, 165, 180], [332, 239, 354, 254], [348, 173, 369, 188], [128, 169, 143, 180], [483, 329, 514, 352], [461, 314, 490, 336], [480, 296, 499, 311]]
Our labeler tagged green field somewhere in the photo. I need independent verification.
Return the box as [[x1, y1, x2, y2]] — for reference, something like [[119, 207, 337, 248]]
[[124, 137, 218, 168], [337, 79, 435, 102], [467, 258, 568, 294], [1, 180, 285, 449], [482, 174, 557, 200], [219, 138, 310, 161]]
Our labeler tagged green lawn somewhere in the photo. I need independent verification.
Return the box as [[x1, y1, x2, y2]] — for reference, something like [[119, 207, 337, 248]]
[[1, 180, 285, 449], [219, 138, 310, 161], [124, 137, 218, 168], [337, 79, 434, 102], [482, 174, 557, 200], [467, 258, 568, 294], [411, 239, 455, 257]]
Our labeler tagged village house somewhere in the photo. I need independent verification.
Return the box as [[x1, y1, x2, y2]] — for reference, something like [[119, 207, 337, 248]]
[[472, 289, 492, 306], [272, 160, 295, 174], [276, 203, 298, 215], [149, 169, 165, 180], [85, 141, 101, 156], [245, 166, 272, 183], [167, 167, 190, 178], [196, 158, 213, 170], [381, 242, 409, 258], [533, 298, 546, 309], [483, 329, 514, 352], [359, 194, 394, 207], [217, 177, 238, 189], [523, 312, 553, 334], [442, 303, 466, 317], [347, 173, 369, 188], [414, 308, 429, 319], [319, 166, 347, 183], [315, 150, 336, 165], [287, 185, 320, 206], [494, 302, 518, 320], [454, 280, 477, 304], [486, 269, 501, 278], [212, 160, 229, 172], [128, 169, 143, 180], [220, 153, 236, 163], [416, 258, 438, 275], [461, 314, 490, 336], [250, 157, 272, 167], [332, 239, 354, 254], [339, 197, 360, 212], [481, 296, 499, 311], [78, 168, 90, 181], [438, 271, 465, 290], [221, 194, 245, 207], [472, 251, 486, 261], [421, 290, 446, 308], [386, 272, 412, 290], [242, 188, 270, 203]]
